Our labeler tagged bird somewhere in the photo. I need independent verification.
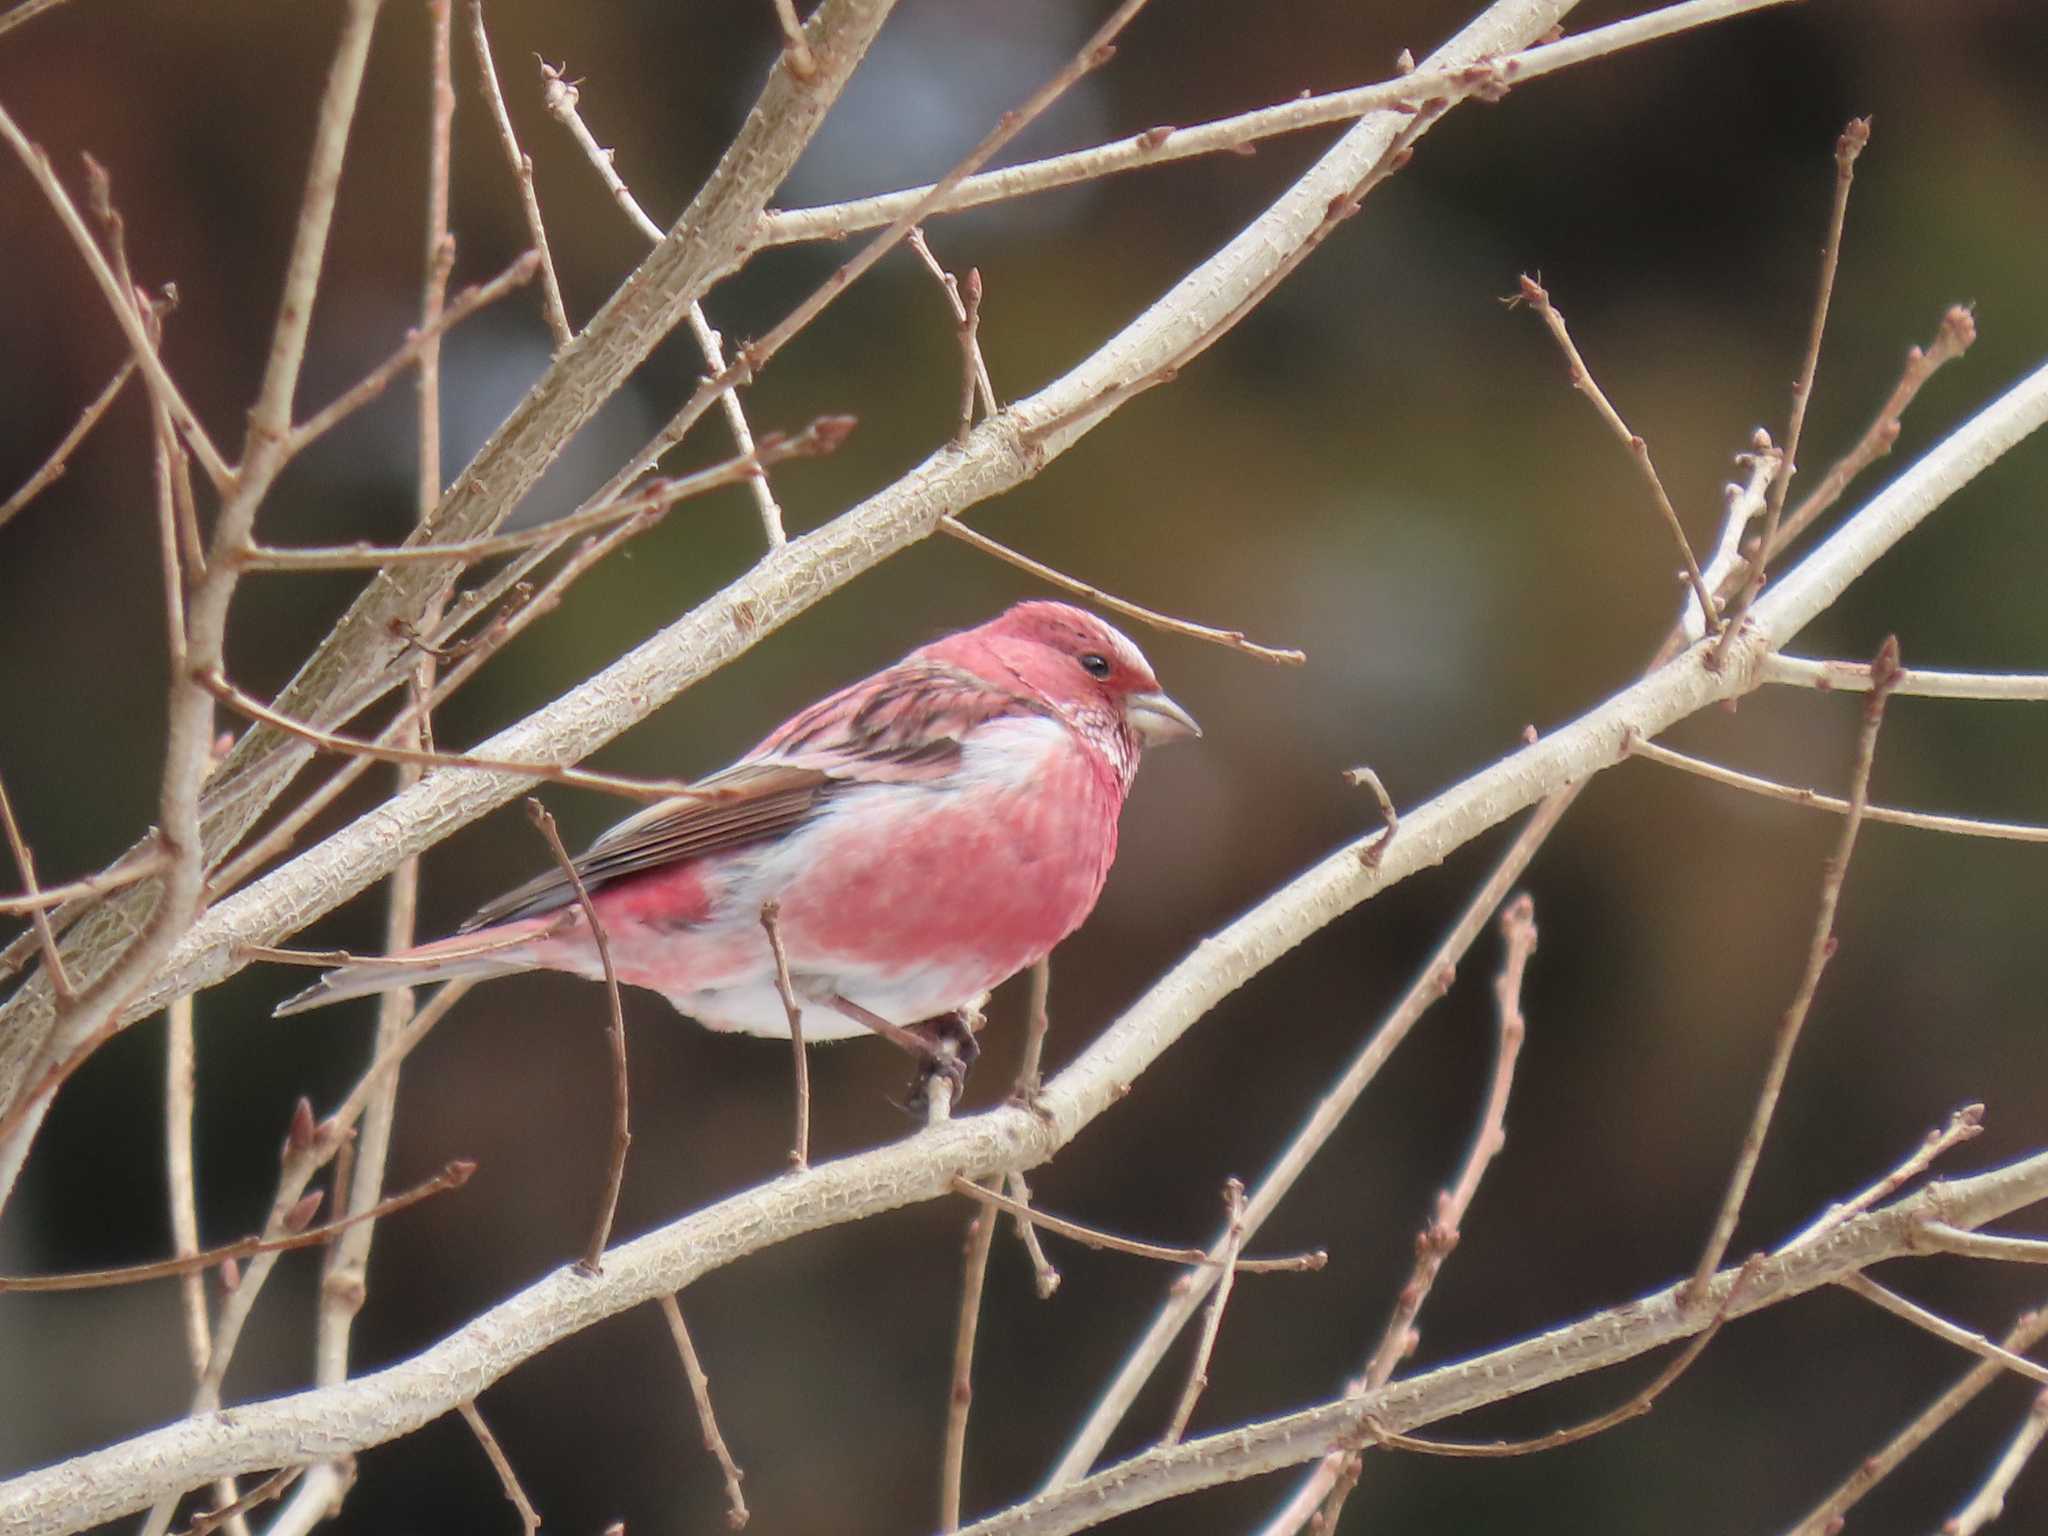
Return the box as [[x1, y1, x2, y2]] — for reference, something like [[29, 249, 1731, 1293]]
[[274, 601, 1200, 1072]]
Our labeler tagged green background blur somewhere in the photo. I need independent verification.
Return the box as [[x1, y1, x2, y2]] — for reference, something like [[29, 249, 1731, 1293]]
[[4, 1, 2047, 1531]]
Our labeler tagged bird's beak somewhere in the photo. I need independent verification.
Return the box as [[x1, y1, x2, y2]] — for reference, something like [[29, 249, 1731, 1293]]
[[1126, 690, 1201, 746]]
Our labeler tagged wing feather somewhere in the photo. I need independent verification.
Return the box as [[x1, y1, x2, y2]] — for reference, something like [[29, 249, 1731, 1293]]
[[458, 660, 1054, 933]]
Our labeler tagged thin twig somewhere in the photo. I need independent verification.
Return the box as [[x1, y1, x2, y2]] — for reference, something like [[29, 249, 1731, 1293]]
[[284, 252, 540, 454], [759, 901, 808, 1170], [658, 1294, 748, 1528], [1689, 636, 1901, 1299], [1777, 303, 1976, 550], [0, 359, 134, 532], [1944, 1388, 2048, 1536], [458, 1402, 540, 1536], [527, 801, 630, 1275], [947, 1177, 1323, 1274], [757, 0, 1804, 247], [1293, 896, 1537, 1532], [905, 228, 997, 440], [737, 0, 1156, 385], [1163, 1179, 1247, 1446], [170, 1467, 302, 1536], [1345, 766, 1400, 867], [1918, 1225, 2048, 1267], [165, 995, 210, 1375], [240, 424, 840, 569], [1370, 895, 1534, 1386], [0, 847, 165, 917], [1715, 117, 1870, 665], [1840, 1273, 2048, 1389], [1004, 1171, 1061, 1300], [769, 0, 816, 78], [1785, 1104, 1985, 1247], [0, 772, 72, 1001], [1627, 736, 2048, 845], [940, 518, 1304, 665], [0, 104, 230, 489], [201, 668, 724, 803], [0, 1161, 473, 1292], [1763, 652, 2048, 701], [1780, 1306, 2048, 1536], [537, 61, 789, 546], [1516, 274, 1717, 631], [941, 1194, 1000, 1533], [467, 1, 570, 347]]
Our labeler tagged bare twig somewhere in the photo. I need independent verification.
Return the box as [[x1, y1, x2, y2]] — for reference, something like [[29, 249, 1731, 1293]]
[[1786, 1104, 1985, 1246], [1285, 896, 1537, 1531], [1715, 117, 1870, 663], [0, 1160, 472, 1292], [759, 901, 808, 1170], [527, 801, 630, 1274], [201, 668, 719, 802], [1516, 274, 1718, 630], [467, 2, 570, 347], [1627, 736, 2048, 844], [940, 518, 1304, 665], [0, 359, 133, 532], [458, 1402, 540, 1536], [758, 0, 1804, 246], [537, 61, 790, 547], [1944, 1388, 2048, 1536], [0, 848, 165, 917], [1781, 1307, 2048, 1536], [164, 995, 210, 1374], [941, 1195, 1000, 1533], [1163, 1179, 1247, 1446], [769, 0, 816, 78], [170, 1467, 302, 1536], [947, 1177, 1322, 1275], [737, 0, 1156, 385], [1004, 1171, 1061, 1300], [1689, 635, 1900, 1299], [1345, 766, 1400, 866], [658, 1294, 748, 1527], [1919, 1225, 2048, 1267], [1763, 652, 2048, 701], [284, 252, 540, 453], [1841, 1273, 2048, 1389], [0, 106, 229, 488], [16, 1139, 2048, 1533], [905, 228, 997, 442], [1778, 303, 1977, 549], [0, 772, 72, 1001], [1373, 896, 1534, 1385], [242, 420, 847, 570]]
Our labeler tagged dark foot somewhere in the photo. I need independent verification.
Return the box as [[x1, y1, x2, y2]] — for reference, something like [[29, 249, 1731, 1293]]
[[902, 1013, 980, 1118]]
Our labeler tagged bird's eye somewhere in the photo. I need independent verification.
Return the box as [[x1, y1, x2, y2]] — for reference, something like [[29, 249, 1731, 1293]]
[[1078, 652, 1112, 678]]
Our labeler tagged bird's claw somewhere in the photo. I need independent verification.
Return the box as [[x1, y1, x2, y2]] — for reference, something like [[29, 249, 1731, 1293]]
[[902, 1013, 980, 1118]]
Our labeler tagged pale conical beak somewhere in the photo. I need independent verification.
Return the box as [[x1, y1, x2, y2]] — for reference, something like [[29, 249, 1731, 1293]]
[[1126, 690, 1202, 746]]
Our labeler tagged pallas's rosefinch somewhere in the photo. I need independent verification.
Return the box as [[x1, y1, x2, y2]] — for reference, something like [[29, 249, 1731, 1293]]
[[275, 602, 1199, 1055]]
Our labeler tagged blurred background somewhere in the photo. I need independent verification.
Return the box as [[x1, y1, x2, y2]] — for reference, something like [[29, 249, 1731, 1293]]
[[3, 0, 2047, 1531]]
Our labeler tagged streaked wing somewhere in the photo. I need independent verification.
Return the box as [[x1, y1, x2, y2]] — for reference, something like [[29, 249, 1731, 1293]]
[[461, 661, 1049, 932], [459, 762, 833, 930], [755, 660, 1048, 778]]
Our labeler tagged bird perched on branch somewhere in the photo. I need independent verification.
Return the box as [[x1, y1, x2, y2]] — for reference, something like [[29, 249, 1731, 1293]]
[[275, 601, 1200, 1081]]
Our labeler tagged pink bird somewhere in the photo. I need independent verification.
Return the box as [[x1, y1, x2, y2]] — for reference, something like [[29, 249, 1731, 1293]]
[[275, 602, 1199, 1076]]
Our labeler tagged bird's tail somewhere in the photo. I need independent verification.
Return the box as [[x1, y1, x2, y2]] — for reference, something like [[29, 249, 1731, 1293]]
[[272, 929, 540, 1017]]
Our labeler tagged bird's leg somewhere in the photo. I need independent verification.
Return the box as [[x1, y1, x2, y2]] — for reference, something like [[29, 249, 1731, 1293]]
[[826, 993, 980, 1116]]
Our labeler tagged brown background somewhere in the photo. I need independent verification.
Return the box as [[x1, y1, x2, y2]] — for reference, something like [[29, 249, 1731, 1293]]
[[3, 1, 2048, 1532]]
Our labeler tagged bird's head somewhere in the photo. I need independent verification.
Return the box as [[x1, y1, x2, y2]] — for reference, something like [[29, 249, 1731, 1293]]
[[948, 601, 1201, 761]]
